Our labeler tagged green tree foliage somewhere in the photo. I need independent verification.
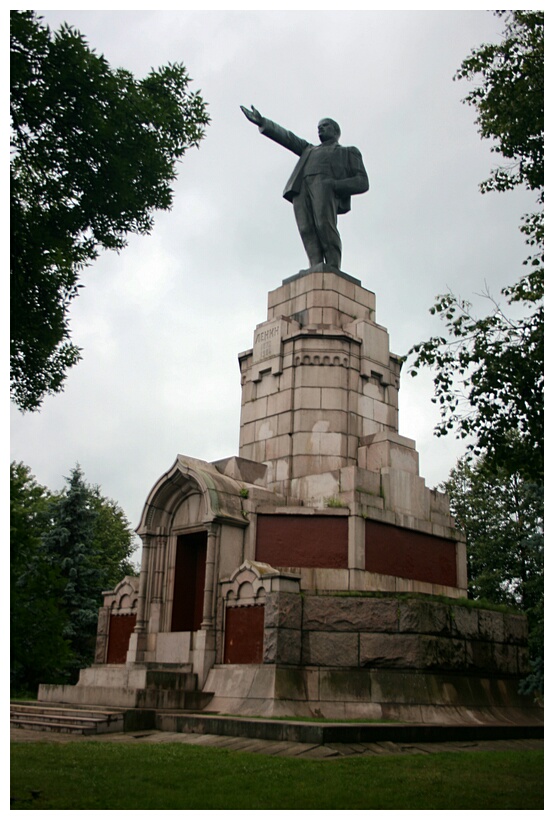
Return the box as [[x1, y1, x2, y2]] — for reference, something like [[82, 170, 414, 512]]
[[41, 466, 104, 674], [444, 458, 543, 610], [456, 11, 543, 197], [89, 490, 137, 590], [444, 456, 543, 694], [10, 462, 137, 692], [10, 463, 70, 694], [10, 10, 210, 411], [409, 288, 543, 481], [408, 13, 543, 696], [408, 11, 543, 481]]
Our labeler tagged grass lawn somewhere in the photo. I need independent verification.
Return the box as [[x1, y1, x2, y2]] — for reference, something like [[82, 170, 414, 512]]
[[11, 742, 543, 810]]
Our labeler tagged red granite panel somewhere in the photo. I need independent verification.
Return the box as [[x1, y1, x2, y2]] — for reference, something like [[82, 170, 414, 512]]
[[106, 614, 136, 664], [224, 605, 265, 664], [365, 520, 458, 586], [256, 514, 348, 568]]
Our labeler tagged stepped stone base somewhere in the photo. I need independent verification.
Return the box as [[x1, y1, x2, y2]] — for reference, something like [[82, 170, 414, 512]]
[[203, 664, 542, 724], [35, 271, 540, 729], [10, 702, 127, 735], [204, 593, 539, 723], [38, 664, 212, 711], [261, 593, 530, 671]]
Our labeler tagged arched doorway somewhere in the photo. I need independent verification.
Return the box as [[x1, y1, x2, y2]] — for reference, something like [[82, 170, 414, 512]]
[[170, 530, 207, 633]]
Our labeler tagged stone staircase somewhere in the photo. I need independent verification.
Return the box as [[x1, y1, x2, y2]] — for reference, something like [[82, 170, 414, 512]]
[[10, 702, 126, 735], [37, 664, 214, 711]]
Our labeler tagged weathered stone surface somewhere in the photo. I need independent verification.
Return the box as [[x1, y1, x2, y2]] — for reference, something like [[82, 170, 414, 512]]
[[96, 607, 109, 634], [212, 456, 268, 485], [302, 631, 358, 666], [319, 668, 372, 702], [359, 633, 421, 668], [274, 666, 320, 702], [450, 605, 479, 640], [239, 274, 407, 494], [398, 600, 450, 635], [264, 627, 302, 665], [504, 613, 528, 645], [418, 636, 467, 670], [302, 596, 399, 632], [492, 642, 519, 674], [517, 645, 530, 675], [363, 435, 419, 475], [478, 609, 505, 643], [247, 664, 277, 700], [94, 637, 107, 665], [370, 669, 436, 703], [264, 591, 303, 630], [215, 597, 224, 662], [360, 633, 467, 671], [467, 640, 494, 670]]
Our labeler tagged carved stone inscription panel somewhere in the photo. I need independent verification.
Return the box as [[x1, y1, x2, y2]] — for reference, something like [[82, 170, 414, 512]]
[[253, 319, 281, 363]]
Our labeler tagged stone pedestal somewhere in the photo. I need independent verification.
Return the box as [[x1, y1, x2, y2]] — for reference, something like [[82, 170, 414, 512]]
[[199, 589, 539, 721], [37, 268, 539, 724], [238, 271, 401, 495]]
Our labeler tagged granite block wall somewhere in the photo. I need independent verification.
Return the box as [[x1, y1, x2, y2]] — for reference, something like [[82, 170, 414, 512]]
[[262, 593, 528, 677]]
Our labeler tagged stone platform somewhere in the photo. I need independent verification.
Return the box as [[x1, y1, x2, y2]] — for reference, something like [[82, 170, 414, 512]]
[[36, 269, 540, 727], [203, 664, 539, 723], [154, 712, 544, 742], [201, 583, 536, 721]]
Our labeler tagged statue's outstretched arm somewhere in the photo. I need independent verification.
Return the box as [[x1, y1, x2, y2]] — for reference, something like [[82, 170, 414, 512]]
[[240, 105, 263, 126], [241, 106, 309, 157]]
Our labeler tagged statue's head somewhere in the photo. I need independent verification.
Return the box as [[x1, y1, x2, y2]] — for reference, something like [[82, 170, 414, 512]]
[[318, 118, 341, 143]]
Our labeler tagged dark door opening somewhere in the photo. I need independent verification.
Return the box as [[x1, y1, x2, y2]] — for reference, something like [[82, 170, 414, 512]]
[[224, 605, 265, 664], [106, 613, 137, 664], [170, 531, 207, 632]]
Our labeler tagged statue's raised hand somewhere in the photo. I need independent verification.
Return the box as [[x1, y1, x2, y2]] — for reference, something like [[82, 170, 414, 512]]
[[240, 105, 263, 126]]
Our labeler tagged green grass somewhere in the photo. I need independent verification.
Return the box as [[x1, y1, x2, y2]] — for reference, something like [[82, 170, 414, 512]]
[[11, 742, 543, 810]]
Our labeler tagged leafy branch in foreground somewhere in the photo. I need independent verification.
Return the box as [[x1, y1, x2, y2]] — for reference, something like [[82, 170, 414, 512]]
[[455, 10, 543, 198], [11, 10, 210, 411], [408, 285, 543, 481]]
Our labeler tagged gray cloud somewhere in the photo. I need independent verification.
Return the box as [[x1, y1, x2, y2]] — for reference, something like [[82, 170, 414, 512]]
[[11, 10, 535, 545]]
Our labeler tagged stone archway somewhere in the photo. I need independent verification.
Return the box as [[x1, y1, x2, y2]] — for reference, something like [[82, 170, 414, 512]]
[[128, 455, 251, 681]]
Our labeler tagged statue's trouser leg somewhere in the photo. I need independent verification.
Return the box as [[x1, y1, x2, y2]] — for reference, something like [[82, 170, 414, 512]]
[[293, 176, 342, 269], [293, 180, 324, 266]]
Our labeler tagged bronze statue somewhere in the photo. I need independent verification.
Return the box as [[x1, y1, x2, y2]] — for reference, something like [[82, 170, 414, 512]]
[[241, 105, 369, 272]]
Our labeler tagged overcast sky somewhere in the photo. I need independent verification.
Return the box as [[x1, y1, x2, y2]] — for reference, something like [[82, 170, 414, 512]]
[[10, 6, 538, 557]]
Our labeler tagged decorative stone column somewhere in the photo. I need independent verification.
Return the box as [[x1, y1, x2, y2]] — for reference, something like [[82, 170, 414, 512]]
[[94, 607, 110, 664], [152, 527, 167, 603], [201, 523, 219, 630], [148, 527, 167, 633], [126, 533, 152, 663]]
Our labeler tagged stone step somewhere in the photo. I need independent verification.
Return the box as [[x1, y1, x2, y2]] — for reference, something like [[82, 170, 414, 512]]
[[10, 703, 125, 735], [11, 709, 117, 727], [75, 665, 199, 693], [141, 662, 194, 673], [11, 717, 104, 735], [155, 712, 545, 745], [182, 690, 214, 711], [11, 702, 122, 719], [142, 670, 199, 691], [40, 685, 210, 710]]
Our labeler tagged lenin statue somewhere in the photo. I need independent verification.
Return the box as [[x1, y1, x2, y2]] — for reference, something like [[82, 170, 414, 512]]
[[241, 105, 369, 272]]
